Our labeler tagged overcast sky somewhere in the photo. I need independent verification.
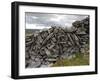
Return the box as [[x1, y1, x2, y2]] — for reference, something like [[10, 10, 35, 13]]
[[25, 12, 88, 29]]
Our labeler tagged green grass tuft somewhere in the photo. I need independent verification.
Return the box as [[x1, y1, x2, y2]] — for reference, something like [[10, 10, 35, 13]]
[[52, 53, 89, 67]]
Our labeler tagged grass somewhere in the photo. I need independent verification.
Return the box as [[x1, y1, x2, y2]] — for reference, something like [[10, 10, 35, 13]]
[[52, 53, 89, 67]]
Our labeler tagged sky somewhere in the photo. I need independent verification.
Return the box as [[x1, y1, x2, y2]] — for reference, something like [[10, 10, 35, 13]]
[[25, 12, 88, 29]]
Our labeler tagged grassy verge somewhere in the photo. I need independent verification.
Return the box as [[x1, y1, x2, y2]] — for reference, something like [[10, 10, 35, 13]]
[[52, 53, 89, 67]]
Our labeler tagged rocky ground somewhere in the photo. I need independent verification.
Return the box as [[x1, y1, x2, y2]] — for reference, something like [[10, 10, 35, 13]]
[[25, 17, 89, 68]]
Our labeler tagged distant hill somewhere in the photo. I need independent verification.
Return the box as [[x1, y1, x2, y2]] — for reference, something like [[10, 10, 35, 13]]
[[25, 29, 40, 34]]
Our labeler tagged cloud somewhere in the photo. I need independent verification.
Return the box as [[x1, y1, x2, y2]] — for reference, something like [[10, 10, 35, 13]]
[[25, 12, 88, 29], [26, 24, 51, 29]]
